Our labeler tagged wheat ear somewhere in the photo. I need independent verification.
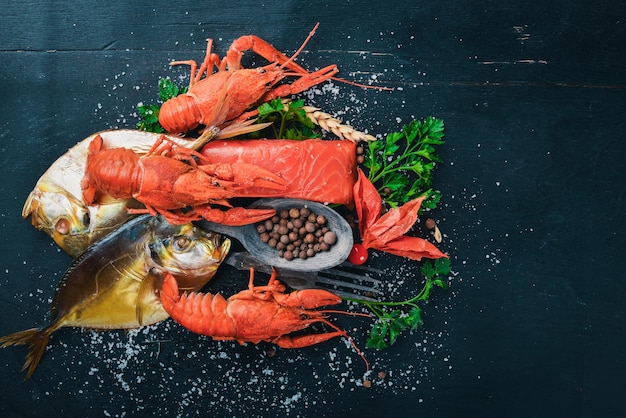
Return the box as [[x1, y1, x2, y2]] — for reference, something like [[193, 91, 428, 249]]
[[281, 99, 377, 142]]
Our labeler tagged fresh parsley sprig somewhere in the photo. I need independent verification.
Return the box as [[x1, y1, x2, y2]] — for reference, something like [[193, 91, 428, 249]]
[[348, 258, 450, 350], [157, 77, 188, 102], [137, 78, 188, 133], [254, 99, 320, 140], [136, 104, 162, 133], [363, 117, 445, 209]]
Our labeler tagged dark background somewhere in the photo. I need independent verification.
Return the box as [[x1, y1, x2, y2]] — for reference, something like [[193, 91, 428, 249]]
[[1, 1, 625, 417]]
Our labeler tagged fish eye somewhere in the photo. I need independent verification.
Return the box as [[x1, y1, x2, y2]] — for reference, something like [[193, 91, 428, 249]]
[[172, 236, 191, 252], [55, 218, 70, 235], [82, 212, 91, 227]]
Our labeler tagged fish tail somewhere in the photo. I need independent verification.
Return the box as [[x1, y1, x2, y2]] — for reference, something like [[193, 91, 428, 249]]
[[0, 328, 51, 380]]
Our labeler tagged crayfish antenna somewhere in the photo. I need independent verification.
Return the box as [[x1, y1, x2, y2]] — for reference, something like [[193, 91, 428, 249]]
[[319, 309, 372, 319], [279, 22, 392, 91], [320, 318, 370, 372], [216, 119, 273, 140], [279, 22, 320, 72], [330, 76, 395, 91]]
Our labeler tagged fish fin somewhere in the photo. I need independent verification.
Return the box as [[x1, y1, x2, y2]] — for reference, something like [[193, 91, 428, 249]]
[[95, 194, 125, 206], [22, 191, 35, 218], [0, 327, 52, 380], [136, 273, 160, 326]]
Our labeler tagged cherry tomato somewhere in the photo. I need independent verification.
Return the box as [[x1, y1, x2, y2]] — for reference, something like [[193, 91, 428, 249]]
[[348, 243, 368, 265]]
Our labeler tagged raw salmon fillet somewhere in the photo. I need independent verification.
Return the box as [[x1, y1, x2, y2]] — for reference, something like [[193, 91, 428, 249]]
[[201, 139, 357, 206]]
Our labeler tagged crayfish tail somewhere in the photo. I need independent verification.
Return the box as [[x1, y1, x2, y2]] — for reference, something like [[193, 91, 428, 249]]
[[0, 327, 51, 380], [159, 94, 202, 134], [159, 273, 182, 313]]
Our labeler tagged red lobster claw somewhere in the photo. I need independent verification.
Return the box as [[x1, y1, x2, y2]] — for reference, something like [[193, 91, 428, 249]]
[[192, 205, 276, 226], [273, 331, 346, 349]]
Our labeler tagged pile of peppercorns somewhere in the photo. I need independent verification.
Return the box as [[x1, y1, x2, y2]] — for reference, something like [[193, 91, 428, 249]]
[[256, 207, 337, 260]]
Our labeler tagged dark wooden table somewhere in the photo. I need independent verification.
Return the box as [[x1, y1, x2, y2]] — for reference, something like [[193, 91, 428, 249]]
[[1, 1, 624, 417]]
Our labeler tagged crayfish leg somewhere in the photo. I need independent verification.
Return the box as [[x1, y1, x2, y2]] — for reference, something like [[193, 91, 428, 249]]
[[169, 60, 198, 88], [250, 267, 285, 297], [145, 134, 201, 162], [276, 290, 342, 309], [127, 206, 200, 225], [170, 37, 221, 88]]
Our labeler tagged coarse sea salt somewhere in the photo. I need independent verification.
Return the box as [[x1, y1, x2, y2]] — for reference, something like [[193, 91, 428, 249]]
[[22, 51, 463, 416]]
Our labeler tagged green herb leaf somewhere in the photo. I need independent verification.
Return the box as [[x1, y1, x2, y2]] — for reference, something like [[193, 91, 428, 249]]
[[365, 307, 425, 349], [136, 104, 162, 133], [420, 258, 450, 284], [158, 78, 188, 102], [252, 99, 320, 139], [137, 78, 188, 132], [258, 101, 282, 116], [366, 320, 390, 350], [351, 258, 451, 350], [406, 307, 424, 331], [363, 117, 445, 209]]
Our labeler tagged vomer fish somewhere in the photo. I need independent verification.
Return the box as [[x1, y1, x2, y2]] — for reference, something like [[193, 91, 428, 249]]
[[0, 214, 231, 379]]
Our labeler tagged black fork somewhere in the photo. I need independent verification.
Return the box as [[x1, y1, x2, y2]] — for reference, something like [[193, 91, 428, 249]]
[[224, 252, 383, 302]]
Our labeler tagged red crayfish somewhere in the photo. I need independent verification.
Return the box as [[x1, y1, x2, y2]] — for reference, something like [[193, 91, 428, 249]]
[[160, 267, 369, 369], [159, 23, 368, 134], [81, 133, 288, 225]]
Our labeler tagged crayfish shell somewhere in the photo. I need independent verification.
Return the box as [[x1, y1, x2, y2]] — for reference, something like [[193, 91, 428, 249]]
[[22, 130, 194, 257]]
